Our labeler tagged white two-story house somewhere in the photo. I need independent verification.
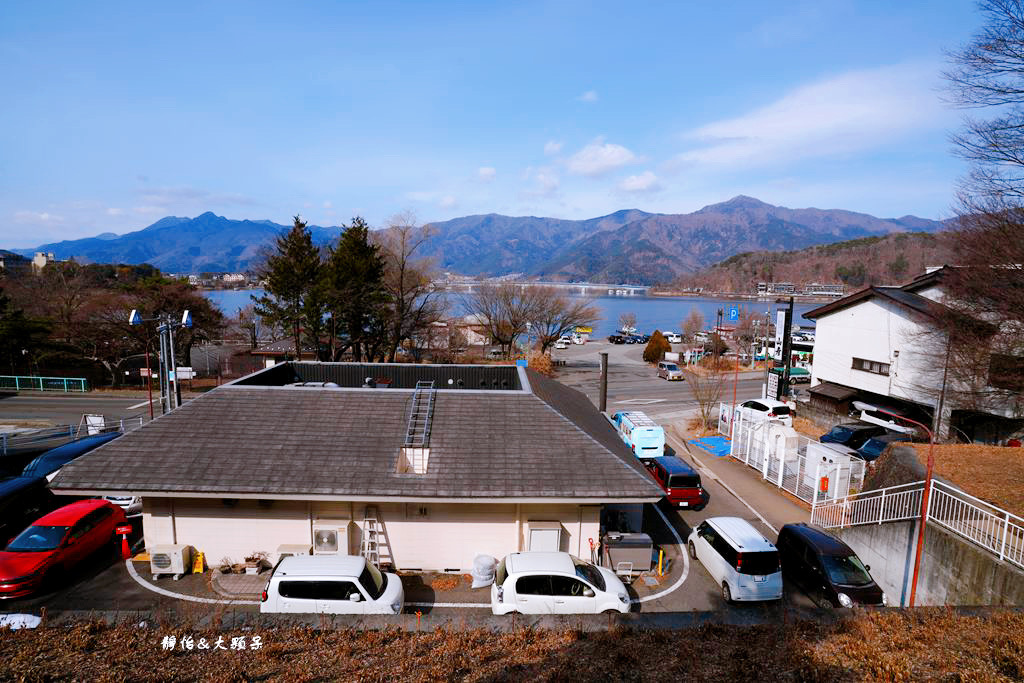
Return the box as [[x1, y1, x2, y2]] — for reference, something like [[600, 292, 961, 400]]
[[804, 267, 1023, 443]]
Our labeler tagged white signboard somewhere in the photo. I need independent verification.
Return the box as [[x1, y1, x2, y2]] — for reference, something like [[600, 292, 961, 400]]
[[775, 311, 786, 362], [176, 366, 196, 380], [767, 371, 780, 401]]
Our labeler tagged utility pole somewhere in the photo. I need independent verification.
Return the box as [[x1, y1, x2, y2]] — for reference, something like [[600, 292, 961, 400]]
[[131, 309, 193, 415]]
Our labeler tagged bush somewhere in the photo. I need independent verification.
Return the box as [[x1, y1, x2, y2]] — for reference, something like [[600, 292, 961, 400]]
[[643, 330, 671, 363], [528, 350, 554, 376]]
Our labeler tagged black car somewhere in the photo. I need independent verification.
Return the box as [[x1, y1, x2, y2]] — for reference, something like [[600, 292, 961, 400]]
[[776, 523, 885, 607], [819, 423, 889, 450], [607, 335, 625, 344], [856, 433, 912, 462]]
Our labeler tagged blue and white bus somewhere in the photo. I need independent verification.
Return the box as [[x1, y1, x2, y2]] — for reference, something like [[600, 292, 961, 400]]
[[610, 411, 666, 459]]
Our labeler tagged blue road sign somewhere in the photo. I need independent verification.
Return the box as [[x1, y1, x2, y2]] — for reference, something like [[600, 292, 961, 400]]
[[727, 305, 739, 322]]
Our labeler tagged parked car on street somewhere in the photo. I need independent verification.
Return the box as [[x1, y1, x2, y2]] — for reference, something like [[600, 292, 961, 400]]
[[0, 499, 126, 599], [856, 433, 912, 462], [666, 333, 682, 343], [644, 456, 709, 510], [656, 361, 684, 381], [776, 523, 886, 607], [554, 340, 569, 350], [21, 432, 121, 482], [819, 423, 889, 451], [687, 517, 782, 603], [738, 399, 794, 426], [607, 335, 625, 344], [491, 551, 629, 614], [260, 555, 404, 614]]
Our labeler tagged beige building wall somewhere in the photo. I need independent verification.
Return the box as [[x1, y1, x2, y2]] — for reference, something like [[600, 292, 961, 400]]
[[142, 498, 604, 570]]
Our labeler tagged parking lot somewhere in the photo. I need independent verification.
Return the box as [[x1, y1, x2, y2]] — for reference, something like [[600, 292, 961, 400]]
[[0, 344, 831, 621]]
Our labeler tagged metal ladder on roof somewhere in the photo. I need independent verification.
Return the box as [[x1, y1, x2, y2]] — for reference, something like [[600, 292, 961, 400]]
[[404, 380, 435, 448]]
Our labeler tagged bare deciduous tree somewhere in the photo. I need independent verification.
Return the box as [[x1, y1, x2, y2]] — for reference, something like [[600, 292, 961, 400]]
[[945, 0, 1024, 202], [682, 308, 704, 342], [618, 312, 637, 332], [462, 284, 548, 358], [528, 289, 600, 353], [378, 212, 446, 362], [686, 365, 727, 429]]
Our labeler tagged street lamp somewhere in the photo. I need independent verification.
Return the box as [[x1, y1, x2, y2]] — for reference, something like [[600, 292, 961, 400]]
[[853, 400, 934, 607], [129, 309, 193, 414]]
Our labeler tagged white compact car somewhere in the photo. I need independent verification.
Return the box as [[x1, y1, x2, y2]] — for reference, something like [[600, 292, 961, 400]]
[[687, 517, 782, 603], [103, 495, 142, 517], [491, 551, 630, 615], [738, 398, 794, 426], [260, 555, 404, 614]]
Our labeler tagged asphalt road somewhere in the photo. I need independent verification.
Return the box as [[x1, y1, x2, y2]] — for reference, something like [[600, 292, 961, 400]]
[[0, 393, 154, 427]]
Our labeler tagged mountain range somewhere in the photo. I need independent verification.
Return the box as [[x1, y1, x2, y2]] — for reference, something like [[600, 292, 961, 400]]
[[11, 196, 949, 284]]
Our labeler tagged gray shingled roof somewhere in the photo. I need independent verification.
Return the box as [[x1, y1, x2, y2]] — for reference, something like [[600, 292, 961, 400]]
[[51, 366, 661, 502]]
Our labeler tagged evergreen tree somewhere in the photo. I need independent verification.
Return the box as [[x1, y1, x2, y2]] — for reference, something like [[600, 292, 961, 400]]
[[323, 217, 389, 361], [253, 216, 323, 359], [643, 330, 671, 363]]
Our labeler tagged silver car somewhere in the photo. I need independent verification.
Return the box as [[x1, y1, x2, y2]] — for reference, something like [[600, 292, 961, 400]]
[[657, 361, 684, 381]]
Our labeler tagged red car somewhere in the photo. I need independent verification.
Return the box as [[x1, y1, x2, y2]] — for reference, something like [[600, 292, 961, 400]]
[[0, 499, 127, 599]]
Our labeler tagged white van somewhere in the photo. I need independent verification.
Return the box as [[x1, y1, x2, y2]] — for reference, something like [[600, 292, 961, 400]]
[[491, 551, 630, 615], [687, 517, 782, 603], [260, 555, 404, 614], [666, 332, 682, 344]]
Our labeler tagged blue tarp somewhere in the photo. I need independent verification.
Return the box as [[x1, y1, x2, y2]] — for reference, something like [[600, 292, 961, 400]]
[[688, 436, 731, 457]]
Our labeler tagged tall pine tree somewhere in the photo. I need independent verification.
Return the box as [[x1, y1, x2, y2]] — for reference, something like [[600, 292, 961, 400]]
[[253, 216, 324, 359], [324, 217, 389, 361]]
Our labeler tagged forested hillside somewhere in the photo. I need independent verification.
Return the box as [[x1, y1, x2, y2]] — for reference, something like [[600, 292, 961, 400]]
[[673, 232, 950, 292]]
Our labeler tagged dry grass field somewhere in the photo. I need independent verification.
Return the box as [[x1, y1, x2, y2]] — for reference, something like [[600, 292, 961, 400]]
[[910, 443, 1024, 517], [1, 610, 1022, 682]]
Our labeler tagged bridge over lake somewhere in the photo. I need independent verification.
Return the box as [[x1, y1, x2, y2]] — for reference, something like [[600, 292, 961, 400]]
[[434, 279, 649, 297]]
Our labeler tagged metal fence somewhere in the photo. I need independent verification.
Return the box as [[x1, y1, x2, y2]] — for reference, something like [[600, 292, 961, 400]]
[[811, 480, 1024, 571], [0, 416, 144, 456], [718, 402, 866, 505], [0, 375, 88, 392]]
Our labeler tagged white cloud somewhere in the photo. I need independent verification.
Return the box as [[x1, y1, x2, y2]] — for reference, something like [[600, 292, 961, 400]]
[[675, 63, 946, 169], [323, 200, 333, 209], [521, 166, 560, 198], [618, 171, 662, 193], [478, 166, 496, 182], [577, 90, 598, 103], [14, 210, 63, 223], [106, 207, 125, 216], [567, 137, 640, 177], [544, 140, 563, 156], [439, 195, 457, 209]]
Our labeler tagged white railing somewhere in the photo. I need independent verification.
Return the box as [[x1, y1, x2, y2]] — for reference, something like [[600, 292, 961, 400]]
[[813, 479, 1024, 571], [719, 402, 866, 505]]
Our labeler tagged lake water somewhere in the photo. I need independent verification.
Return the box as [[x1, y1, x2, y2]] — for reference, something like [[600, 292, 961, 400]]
[[204, 289, 821, 337]]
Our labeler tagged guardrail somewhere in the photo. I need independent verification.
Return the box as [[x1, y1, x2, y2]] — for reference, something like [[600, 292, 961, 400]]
[[812, 480, 1024, 571], [0, 416, 145, 456], [0, 375, 88, 392]]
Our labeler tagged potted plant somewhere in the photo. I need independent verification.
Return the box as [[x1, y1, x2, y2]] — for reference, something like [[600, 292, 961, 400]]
[[243, 551, 268, 575]]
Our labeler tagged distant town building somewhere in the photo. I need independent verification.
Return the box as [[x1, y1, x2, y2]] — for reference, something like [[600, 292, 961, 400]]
[[187, 275, 200, 285], [758, 282, 844, 297], [32, 251, 59, 273], [222, 273, 246, 283]]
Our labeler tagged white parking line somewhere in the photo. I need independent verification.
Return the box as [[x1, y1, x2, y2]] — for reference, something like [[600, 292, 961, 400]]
[[127, 399, 155, 410], [125, 559, 260, 605]]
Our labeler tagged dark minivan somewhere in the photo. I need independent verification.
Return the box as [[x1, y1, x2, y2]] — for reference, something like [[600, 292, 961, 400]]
[[819, 423, 888, 450], [645, 456, 709, 510], [777, 523, 886, 608]]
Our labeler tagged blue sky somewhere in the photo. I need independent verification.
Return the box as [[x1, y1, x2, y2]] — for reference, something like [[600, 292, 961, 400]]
[[0, 1, 982, 246]]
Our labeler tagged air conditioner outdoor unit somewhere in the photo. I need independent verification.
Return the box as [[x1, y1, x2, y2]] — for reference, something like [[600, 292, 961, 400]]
[[149, 544, 191, 579], [312, 521, 350, 555]]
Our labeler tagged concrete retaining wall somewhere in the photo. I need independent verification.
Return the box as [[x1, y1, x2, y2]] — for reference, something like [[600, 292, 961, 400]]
[[837, 520, 1024, 607]]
